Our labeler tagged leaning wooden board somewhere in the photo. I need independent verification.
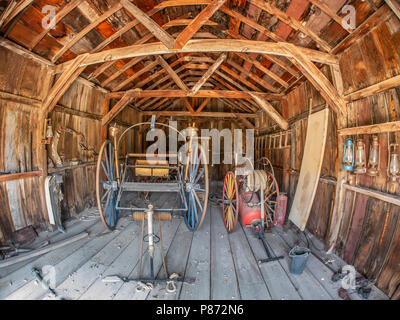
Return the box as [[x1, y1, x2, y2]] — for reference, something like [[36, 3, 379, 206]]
[[289, 108, 329, 231]]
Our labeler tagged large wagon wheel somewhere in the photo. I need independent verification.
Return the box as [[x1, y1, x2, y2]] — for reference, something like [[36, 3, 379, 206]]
[[222, 171, 239, 233], [184, 143, 209, 231], [263, 171, 279, 230], [96, 140, 119, 230]]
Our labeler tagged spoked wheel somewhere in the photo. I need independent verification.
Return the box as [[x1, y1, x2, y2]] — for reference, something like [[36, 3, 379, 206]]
[[222, 171, 239, 233], [184, 143, 209, 231], [256, 157, 275, 178], [263, 171, 279, 230], [96, 140, 119, 231]]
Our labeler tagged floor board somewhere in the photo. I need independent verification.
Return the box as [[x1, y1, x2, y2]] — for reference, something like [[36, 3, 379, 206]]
[[210, 205, 241, 300], [0, 194, 389, 300], [179, 206, 211, 300]]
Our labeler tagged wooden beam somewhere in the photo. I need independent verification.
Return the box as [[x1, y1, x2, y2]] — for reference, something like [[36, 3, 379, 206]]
[[29, 0, 85, 50], [102, 89, 140, 126], [332, 4, 393, 54], [55, 39, 339, 73], [235, 115, 255, 129], [182, 98, 196, 115], [174, 0, 226, 49], [195, 84, 221, 114], [250, 93, 289, 130], [247, 0, 332, 51], [338, 121, 400, 136], [141, 111, 257, 118], [385, 0, 400, 21], [108, 89, 284, 100], [219, 64, 262, 92], [224, 29, 300, 79], [308, 0, 351, 33], [226, 59, 280, 93], [0, 171, 43, 183], [112, 59, 159, 92], [157, 56, 189, 92], [344, 74, 400, 102], [344, 183, 400, 207], [190, 53, 226, 95], [90, 7, 162, 54], [121, 0, 175, 49], [280, 42, 347, 116], [219, 5, 284, 43], [51, 3, 123, 63], [42, 54, 89, 115], [0, 0, 33, 30], [235, 52, 289, 88]]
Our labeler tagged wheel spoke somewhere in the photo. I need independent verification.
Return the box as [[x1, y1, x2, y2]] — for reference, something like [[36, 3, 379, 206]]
[[194, 167, 205, 185], [192, 190, 204, 214], [101, 160, 111, 182], [101, 189, 111, 202]]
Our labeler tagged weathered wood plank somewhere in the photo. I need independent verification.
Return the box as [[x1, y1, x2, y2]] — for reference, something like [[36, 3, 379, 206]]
[[210, 205, 240, 300]]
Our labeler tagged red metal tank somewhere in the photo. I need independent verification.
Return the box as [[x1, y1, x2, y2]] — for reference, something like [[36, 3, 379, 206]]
[[238, 191, 262, 227]]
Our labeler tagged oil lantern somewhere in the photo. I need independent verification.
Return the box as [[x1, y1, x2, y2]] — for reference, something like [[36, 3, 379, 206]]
[[367, 135, 380, 176], [343, 139, 354, 171], [388, 144, 400, 183], [354, 139, 367, 174]]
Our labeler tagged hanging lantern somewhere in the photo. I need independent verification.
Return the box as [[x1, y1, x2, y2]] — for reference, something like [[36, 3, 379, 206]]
[[354, 139, 366, 174], [343, 139, 354, 171], [388, 144, 400, 184], [367, 135, 380, 176]]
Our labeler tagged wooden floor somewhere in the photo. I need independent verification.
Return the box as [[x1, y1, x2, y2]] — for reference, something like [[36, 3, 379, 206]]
[[0, 193, 388, 300]]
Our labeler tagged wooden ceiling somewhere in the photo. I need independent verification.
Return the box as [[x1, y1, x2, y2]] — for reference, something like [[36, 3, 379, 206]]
[[0, 0, 387, 126]]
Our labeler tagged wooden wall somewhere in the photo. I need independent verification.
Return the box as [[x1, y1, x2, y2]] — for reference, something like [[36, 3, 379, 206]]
[[0, 43, 52, 243], [335, 13, 400, 299], [0, 42, 141, 244], [256, 12, 400, 298]]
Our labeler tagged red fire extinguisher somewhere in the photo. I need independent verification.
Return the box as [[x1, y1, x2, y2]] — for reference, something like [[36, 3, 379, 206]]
[[276, 193, 288, 227]]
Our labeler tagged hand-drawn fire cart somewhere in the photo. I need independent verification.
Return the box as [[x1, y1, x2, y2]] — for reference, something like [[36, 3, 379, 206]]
[[95, 122, 209, 287]]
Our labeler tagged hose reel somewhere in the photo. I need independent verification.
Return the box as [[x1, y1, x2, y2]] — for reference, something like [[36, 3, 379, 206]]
[[245, 170, 270, 193]]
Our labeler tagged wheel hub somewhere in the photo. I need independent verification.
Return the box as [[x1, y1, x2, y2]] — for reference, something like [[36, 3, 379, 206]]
[[103, 180, 118, 191], [185, 182, 200, 193]]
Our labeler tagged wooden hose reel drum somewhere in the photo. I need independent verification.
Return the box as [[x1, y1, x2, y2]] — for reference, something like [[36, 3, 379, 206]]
[[95, 122, 209, 232]]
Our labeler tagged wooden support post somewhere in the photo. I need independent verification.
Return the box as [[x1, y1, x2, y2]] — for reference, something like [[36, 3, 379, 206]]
[[326, 63, 348, 251]]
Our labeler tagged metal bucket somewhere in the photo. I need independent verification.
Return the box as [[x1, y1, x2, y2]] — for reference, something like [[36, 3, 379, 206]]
[[289, 246, 311, 275]]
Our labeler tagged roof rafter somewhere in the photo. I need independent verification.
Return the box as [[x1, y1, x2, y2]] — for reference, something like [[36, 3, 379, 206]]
[[0, 0, 33, 31], [308, 0, 351, 33], [51, 3, 123, 63], [121, 0, 175, 49], [190, 53, 226, 95], [157, 56, 190, 92], [280, 42, 347, 116], [174, 0, 227, 49], [29, 0, 85, 50]]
